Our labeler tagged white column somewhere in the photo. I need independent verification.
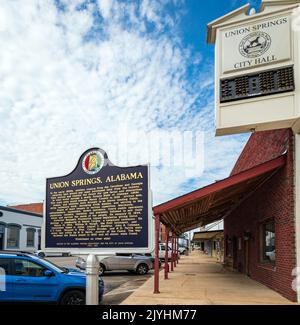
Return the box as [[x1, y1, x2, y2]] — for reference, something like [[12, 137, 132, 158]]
[[86, 254, 99, 305], [294, 134, 300, 303]]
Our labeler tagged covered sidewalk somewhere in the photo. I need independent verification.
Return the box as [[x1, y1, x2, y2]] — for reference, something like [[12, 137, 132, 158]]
[[151, 155, 287, 295], [122, 251, 294, 305]]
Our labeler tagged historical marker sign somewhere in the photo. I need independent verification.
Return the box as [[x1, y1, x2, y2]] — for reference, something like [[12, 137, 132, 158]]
[[43, 148, 154, 254]]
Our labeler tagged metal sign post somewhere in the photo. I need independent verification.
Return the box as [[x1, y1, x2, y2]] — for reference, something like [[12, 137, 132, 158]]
[[86, 254, 99, 305]]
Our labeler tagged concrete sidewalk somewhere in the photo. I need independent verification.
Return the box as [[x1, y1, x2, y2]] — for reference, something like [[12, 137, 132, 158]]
[[121, 251, 295, 305]]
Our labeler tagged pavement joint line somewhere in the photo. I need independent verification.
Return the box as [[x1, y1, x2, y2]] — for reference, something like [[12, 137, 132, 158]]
[[104, 289, 136, 297]]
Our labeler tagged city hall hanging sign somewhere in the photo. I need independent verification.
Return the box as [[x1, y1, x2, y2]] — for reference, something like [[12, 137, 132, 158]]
[[43, 148, 154, 254], [221, 16, 291, 73], [207, 1, 300, 136]]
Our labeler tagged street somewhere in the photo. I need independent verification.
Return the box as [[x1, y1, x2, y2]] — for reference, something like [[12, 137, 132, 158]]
[[48, 257, 153, 305]]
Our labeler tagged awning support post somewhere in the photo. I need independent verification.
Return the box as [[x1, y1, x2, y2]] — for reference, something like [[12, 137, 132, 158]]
[[171, 232, 174, 272], [164, 225, 169, 279], [154, 214, 160, 294], [177, 237, 179, 264], [174, 235, 177, 268]]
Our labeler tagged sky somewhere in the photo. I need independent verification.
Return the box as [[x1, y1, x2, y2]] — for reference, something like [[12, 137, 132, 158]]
[[0, 0, 262, 206]]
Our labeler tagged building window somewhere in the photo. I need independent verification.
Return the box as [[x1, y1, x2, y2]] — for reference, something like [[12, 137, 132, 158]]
[[26, 229, 35, 247], [0, 224, 5, 234], [38, 229, 41, 250], [0, 224, 6, 250], [7, 225, 21, 249], [261, 219, 276, 263]]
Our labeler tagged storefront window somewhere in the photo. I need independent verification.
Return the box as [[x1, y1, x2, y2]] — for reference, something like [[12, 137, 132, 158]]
[[7, 225, 20, 249], [26, 229, 35, 247], [261, 220, 275, 263]]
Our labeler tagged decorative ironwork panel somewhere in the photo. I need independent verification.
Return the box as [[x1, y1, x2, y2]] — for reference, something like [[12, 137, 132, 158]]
[[220, 66, 295, 103]]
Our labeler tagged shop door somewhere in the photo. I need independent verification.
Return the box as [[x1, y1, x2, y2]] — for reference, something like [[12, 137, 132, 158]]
[[201, 242, 205, 251]]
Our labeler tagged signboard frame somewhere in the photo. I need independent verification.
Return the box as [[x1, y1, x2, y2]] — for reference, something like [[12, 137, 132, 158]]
[[42, 148, 154, 255]]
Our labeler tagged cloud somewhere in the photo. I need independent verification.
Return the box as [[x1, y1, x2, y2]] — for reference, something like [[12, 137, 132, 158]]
[[97, 0, 113, 19], [0, 0, 248, 207]]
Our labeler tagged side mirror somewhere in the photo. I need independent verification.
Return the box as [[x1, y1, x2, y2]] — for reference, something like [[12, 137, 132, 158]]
[[44, 270, 54, 277]]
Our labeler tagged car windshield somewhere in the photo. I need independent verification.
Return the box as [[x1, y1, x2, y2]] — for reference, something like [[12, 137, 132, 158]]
[[37, 257, 68, 273]]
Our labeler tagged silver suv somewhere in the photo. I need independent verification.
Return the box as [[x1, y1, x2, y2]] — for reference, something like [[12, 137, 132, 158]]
[[75, 254, 155, 275]]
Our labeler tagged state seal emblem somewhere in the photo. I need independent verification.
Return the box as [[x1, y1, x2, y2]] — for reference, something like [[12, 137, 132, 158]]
[[82, 150, 104, 175]]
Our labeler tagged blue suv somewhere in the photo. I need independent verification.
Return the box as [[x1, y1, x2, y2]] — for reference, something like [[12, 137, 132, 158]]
[[0, 251, 104, 305]]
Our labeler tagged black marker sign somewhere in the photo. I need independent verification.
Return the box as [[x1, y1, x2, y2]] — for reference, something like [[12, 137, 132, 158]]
[[44, 148, 152, 253]]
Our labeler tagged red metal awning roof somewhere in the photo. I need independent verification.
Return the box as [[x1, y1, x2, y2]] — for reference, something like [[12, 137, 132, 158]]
[[153, 155, 286, 235]]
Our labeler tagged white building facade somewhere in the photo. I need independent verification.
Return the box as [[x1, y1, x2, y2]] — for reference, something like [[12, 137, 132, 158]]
[[0, 206, 42, 252]]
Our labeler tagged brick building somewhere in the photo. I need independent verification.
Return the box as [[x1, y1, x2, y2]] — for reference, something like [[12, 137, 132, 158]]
[[154, 128, 298, 302], [224, 128, 296, 301]]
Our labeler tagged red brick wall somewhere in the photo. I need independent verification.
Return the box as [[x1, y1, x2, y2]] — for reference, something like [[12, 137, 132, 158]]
[[225, 129, 297, 301]]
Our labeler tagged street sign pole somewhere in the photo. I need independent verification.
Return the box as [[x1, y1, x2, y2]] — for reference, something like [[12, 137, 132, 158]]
[[86, 254, 99, 305]]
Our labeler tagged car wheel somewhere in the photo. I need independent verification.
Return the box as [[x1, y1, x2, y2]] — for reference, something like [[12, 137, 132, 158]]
[[136, 263, 149, 275], [60, 290, 85, 305], [99, 263, 105, 276]]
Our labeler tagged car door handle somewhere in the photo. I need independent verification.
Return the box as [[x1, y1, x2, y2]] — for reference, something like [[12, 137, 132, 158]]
[[16, 279, 27, 282]]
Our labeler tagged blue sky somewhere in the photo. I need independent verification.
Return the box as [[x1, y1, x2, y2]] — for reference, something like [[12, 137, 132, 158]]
[[0, 0, 262, 206]]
